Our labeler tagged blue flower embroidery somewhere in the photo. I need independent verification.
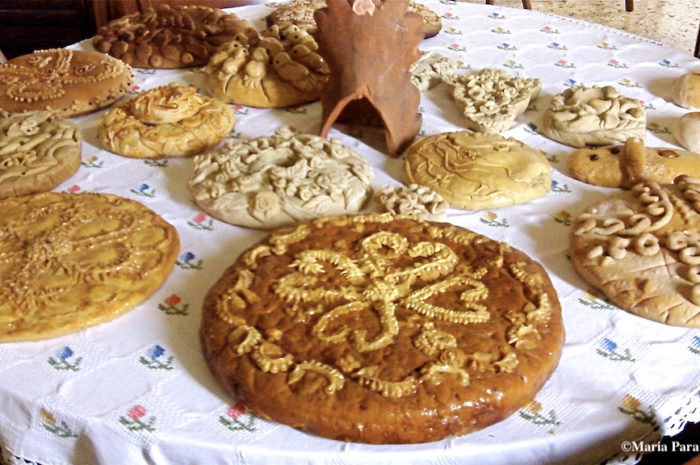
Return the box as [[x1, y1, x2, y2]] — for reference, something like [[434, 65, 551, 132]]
[[139, 345, 174, 370], [130, 183, 156, 197], [176, 252, 203, 270], [48, 346, 82, 371], [690, 335, 700, 355], [597, 337, 635, 362], [551, 180, 571, 193], [58, 347, 74, 361], [148, 345, 165, 360]]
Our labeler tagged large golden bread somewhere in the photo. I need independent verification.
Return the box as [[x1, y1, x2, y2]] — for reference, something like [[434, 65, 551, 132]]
[[0, 192, 179, 342]]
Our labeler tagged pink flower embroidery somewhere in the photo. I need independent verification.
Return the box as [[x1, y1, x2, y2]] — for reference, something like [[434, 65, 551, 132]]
[[67, 185, 80, 193], [227, 401, 246, 420], [193, 212, 207, 224], [164, 294, 181, 307], [128, 405, 146, 421]]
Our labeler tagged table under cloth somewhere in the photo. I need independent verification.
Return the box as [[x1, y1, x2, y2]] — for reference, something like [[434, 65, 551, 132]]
[[1, 2, 699, 464]]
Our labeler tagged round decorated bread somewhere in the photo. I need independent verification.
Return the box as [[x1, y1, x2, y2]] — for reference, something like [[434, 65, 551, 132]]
[[188, 127, 373, 229], [541, 85, 646, 147], [0, 49, 134, 117], [204, 24, 330, 108], [93, 4, 253, 69], [201, 213, 564, 444], [0, 192, 180, 342], [266, 0, 442, 38], [0, 110, 81, 199], [570, 176, 700, 328], [403, 131, 551, 210], [98, 82, 235, 159]]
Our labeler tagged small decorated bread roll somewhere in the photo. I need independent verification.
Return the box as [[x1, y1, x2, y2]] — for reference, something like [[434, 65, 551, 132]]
[[98, 83, 235, 159], [677, 112, 700, 153], [673, 72, 700, 109]]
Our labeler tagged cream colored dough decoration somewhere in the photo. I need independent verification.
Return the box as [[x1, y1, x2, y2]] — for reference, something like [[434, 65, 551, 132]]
[[188, 127, 373, 229], [0, 192, 180, 342], [375, 183, 449, 220], [570, 176, 700, 328], [98, 82, 235, 159], [410, 51, 463, 91], [205, 24, 330, 108], [443, 68, 540, 133], [541, 85, 646, 147], [0, 110, 81, 199], [403, 131, 551, 210]]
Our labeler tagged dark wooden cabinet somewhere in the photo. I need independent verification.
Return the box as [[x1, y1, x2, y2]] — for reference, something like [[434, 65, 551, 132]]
[[0, 0, 258, 59], [0, 0, 96, 59]]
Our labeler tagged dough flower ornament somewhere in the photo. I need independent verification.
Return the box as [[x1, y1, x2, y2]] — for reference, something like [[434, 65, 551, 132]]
[[251, 191, 281, 223], [376, 183, 448, 220]]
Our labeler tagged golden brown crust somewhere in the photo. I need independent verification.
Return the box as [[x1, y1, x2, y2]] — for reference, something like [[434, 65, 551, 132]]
[[570, 176, 700, 328], [0, 192, 180, 342], [92, 5, 253, 69], [0, 110, 81, 199], [98, 83, 235, 159], [201, 214, 564, 444], [0, 49, 134, 117]]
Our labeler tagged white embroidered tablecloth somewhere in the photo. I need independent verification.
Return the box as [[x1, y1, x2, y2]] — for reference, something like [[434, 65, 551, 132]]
[[1, 2, 699, 465]]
